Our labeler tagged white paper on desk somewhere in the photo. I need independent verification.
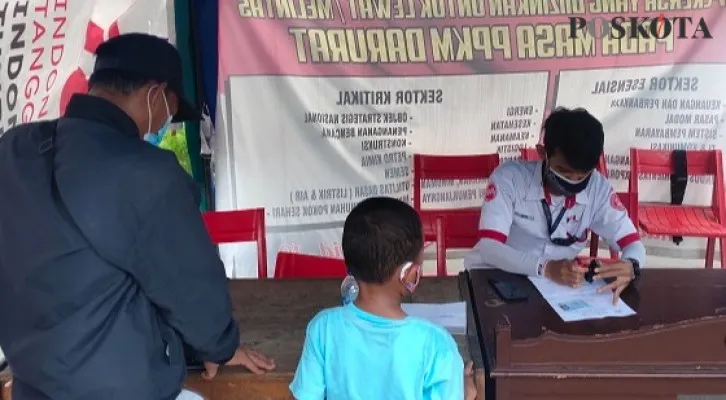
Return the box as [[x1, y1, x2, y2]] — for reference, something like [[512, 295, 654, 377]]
[[402, 302, 466, 335], [529, 277, 636, 322]]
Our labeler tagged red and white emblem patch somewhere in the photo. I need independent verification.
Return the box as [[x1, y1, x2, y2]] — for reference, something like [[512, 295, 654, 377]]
[[610, 192, 625, 211], [484, 182, 497, 202]]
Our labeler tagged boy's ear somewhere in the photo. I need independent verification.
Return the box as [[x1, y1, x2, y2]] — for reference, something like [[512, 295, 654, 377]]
[[403, 263, 421, 284], [535, 144, 546, 160]]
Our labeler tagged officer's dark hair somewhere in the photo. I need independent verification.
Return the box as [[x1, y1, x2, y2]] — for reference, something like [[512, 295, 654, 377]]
[[342, 197, 423, 284], [543, 107, 604, 172], [88, 70, 157, 95]]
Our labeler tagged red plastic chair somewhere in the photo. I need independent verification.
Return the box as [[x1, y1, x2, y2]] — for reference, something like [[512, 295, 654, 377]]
[[202, 209, 268, 278], [629, 149, 726, 269], [520, 148, 616, 258], [413, 153, 500, 276], [418, 208, 481, 276], [274, 252, 347, 279]]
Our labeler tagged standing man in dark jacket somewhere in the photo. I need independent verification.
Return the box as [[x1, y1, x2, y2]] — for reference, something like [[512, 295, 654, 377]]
[[0, 33, 274, 400]]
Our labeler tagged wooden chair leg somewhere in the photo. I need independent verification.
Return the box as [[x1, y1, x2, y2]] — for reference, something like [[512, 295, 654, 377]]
[[435, 246, 447, 276], [436, 243, 447, 277], [436, 218, 446, 277], [705, 238, 716, 269]]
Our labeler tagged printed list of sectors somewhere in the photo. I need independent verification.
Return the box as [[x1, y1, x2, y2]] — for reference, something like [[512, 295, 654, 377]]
[[230, 73, 548, 226]]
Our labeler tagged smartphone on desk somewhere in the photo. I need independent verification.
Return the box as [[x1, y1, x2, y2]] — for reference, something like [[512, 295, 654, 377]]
[[489, 279, 529, 302]]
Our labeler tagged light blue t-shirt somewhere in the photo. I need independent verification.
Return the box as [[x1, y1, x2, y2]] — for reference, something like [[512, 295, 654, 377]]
[[290, 303, 465, 400]]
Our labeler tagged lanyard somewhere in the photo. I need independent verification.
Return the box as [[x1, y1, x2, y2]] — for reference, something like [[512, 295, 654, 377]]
[[541, 200, 580, 247], [540, 199, 567, 236]]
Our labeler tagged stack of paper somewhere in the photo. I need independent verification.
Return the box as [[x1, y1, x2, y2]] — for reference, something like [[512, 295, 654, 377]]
[[402, 302, 467, 335], [528, 277, 636, 322]]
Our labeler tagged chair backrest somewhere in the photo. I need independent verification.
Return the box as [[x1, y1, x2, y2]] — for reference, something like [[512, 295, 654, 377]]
[[615, 192, 635, 224], [202, 209, 268, 278], [630, 149, 722, 176], [419, 208, 480, 277], [412, 153, 500, 210], [520, 147, 609, 177], [629, 148, 725, 222], [274, 252, 347, 279]]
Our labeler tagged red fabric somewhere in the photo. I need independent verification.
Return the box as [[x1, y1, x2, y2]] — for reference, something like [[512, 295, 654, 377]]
[[274, 252, 347, 279], [617, 233, 641, 250], [479, 229, 507, 244], [202, 209, 268, 278]]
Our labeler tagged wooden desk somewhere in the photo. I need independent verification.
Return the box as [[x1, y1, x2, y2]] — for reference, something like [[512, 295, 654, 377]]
[[467, 268, 726, 400], [1, 276, 484, 400]]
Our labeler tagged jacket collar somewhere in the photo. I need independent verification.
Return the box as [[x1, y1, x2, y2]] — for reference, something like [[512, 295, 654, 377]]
[[64, 94, 139, 138]]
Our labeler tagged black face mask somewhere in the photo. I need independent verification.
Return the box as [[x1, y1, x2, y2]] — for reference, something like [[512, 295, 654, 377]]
[[543, 162, 591, 196]]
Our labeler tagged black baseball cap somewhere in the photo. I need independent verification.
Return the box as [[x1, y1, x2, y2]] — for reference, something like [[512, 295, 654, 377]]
[[92, 33, 200, 122]]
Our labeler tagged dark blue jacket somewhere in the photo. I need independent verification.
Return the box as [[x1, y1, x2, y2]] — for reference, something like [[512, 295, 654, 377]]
[[0, 95, 239, 400]]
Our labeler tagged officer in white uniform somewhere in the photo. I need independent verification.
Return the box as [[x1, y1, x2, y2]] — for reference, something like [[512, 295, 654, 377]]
[[465, 108, 645, 302]]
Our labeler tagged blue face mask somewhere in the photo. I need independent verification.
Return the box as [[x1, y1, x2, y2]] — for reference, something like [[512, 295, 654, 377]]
[[144, 87, 172, 146], [144, 121, 171, 146]]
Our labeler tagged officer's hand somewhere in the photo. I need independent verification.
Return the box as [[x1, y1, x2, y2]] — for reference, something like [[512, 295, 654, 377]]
[[202, 346, 276, 380], [594, 260, 635, 304], [545, 259, 588, 287]]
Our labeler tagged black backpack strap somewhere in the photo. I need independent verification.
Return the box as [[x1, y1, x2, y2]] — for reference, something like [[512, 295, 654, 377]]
[[38, 120, 57, 155], [38, 120, 202, 369], [38, 120, 98, 253], [670, 150, 688, 245]]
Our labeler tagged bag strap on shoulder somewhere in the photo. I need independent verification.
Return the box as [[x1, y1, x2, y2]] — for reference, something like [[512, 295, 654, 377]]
[[38, 120, 103, 256]]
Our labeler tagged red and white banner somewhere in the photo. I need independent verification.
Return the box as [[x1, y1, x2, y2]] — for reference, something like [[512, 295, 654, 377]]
[[215, 0, 726, 277], [0, 0, 173, 136]]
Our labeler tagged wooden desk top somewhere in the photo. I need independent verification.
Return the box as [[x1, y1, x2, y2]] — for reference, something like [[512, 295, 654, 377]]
[[0, 277, 477, 390], [223, 277, 473, 374], [468, 268, 726, 375]]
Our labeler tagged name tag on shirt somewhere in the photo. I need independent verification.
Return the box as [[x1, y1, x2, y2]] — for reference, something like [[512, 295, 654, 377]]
[[514, 211, 534, 221]]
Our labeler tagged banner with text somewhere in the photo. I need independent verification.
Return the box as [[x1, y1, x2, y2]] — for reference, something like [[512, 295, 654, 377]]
[[0, 0, 171, 136], [216, 0, 726, 277]]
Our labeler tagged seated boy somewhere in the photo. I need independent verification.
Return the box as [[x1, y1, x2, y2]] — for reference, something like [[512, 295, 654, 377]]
[[290, 197, 470, 400]]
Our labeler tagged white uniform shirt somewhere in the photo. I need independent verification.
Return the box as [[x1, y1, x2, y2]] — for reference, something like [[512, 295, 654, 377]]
[[464, 161, 644, 276]]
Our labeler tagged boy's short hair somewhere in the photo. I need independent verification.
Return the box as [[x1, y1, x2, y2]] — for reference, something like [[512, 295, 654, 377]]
[[342, 197, 423, 284]]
